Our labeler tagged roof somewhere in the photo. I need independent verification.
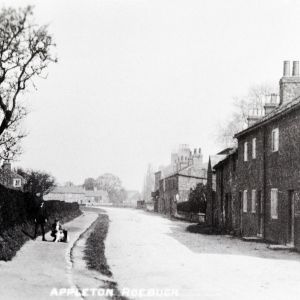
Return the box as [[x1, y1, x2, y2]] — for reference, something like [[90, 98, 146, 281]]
[[209, 154, 227, 169], [49, 186, 85, 194], [213, 148, 237, 169], [235, 96, 300, 138], [0, 169, 25, 181], [163, 163, 207, 180], [217, 148, 234, 155]]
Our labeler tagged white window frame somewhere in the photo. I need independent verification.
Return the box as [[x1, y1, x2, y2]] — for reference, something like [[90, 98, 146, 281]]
[[243, 190, 248, 212], [271, 128, 279, 152], [271, 188, 278, 219], [244, 142, 248, 162], [251, 189, 256, 213], [252, 138, 256, 159], [13, 178, 21, 187]]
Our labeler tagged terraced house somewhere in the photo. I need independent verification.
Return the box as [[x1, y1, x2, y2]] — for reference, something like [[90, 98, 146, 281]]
[[209, 61, 300, 251]]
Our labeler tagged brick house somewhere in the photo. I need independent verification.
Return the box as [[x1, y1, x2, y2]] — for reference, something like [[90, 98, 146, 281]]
[[0, 161, 25, 191], [233, 61, 300, 250], [207, 60, 300, 249]]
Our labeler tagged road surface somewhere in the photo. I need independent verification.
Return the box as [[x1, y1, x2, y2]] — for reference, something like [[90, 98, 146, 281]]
[[105, 207, 300, 300]]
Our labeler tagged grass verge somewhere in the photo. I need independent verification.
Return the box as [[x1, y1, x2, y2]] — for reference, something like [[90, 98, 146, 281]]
[[83, 210, 128, 300]]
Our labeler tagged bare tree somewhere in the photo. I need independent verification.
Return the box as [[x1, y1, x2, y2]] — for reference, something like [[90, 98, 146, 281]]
[[216, 83, 276, 148], [0, 6, 56, 160], [96, 173, 126, 204]]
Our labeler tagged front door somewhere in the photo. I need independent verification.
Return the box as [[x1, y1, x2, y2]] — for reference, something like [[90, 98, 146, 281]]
[[257, 191, 263, 237], [288, 190, 295, 246], [225, 193, 232, 231]]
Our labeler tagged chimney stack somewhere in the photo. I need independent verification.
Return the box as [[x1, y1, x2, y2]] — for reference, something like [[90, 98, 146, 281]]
[[283, 60, 290, 76], [280, 60, 300, 105], [293, 61, 299, 76]]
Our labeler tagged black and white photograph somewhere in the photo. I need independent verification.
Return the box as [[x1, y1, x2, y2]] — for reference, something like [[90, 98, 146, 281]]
[[0, 0, 300, 299]]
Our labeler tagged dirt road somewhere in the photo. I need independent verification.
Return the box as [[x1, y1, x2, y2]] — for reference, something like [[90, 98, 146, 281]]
[[105, 207, 300, 300]]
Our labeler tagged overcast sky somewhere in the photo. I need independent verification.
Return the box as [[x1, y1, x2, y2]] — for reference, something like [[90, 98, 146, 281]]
[[1, 0, 300, 190]]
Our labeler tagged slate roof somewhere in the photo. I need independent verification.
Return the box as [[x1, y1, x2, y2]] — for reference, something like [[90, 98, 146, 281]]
[[213, 148, 238, 170]]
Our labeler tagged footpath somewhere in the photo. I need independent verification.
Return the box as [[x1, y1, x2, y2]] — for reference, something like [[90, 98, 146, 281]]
[[0, 211, 98, 300]]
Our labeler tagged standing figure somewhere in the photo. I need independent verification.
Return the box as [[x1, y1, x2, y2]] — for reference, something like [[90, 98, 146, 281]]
[[34, 201, 48, 241]]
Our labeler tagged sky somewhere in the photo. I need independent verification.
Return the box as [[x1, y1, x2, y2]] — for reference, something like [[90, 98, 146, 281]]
[[1, 0, 300, 191]]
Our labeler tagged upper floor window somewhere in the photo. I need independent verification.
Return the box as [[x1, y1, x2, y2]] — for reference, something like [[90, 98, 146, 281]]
[[252, 138, 256, 159], [271, 188, 278, 219], [13, 178, 21, 187], [271, 128, 279, 152], [243, 190, 248, 212], [244, 142, 248, 161]]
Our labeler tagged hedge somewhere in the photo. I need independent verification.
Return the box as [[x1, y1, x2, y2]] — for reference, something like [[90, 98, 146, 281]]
[[177, 200, 206, 214], [0, 185, 82, 261]]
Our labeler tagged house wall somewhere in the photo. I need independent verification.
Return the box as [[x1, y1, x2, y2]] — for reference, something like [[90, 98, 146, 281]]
[[237, 108, 300, 249], [237, 129, 264, 237]]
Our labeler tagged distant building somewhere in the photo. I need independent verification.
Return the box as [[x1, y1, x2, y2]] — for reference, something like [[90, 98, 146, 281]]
[[0, 161, 25, 191], [43, 185, 85, 203], [84, 189, 110, 206], [44, 185, 110, 206], [123, 190, 141, 207], [155, 145, 207, 216]]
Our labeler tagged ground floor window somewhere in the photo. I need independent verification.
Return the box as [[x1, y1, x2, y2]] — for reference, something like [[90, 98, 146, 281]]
[[243, 190, 248, 212], [251, 189, 256, 213], [271, 188, 278, 219]]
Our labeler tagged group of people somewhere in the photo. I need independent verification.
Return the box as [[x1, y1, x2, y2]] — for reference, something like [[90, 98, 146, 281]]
[[34, 201, 68, 243]]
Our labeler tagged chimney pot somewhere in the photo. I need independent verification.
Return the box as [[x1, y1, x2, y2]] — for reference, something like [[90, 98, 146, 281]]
[[293, 61, 299, 76], [283, 61, 291, 77]]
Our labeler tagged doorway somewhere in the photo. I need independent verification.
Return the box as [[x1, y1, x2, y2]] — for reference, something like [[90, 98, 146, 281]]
[[257, 191, 263, 237], [225, 193, 232, 231]]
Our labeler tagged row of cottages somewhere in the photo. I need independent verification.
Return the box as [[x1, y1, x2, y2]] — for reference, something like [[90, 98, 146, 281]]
[[43, 185, 110, 206], [153, 144, 207, 216], [207, 60, 300, 250]]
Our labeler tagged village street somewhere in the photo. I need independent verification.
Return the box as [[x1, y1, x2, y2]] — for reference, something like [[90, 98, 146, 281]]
[[105, 207, 300, 300]]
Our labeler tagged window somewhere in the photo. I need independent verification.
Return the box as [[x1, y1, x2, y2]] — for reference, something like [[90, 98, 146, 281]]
[[252, 138, 256, 159], [13, 178, 21, 187], [244, 142, 248, 161], [271, 188, 278, 219], [243, 190, 248, 212], [271, 128, 279, 152], [251, 189, 256, 213]]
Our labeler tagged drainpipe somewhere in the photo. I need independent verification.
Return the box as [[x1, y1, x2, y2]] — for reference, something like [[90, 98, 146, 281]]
[[263, 127, 267, 240]]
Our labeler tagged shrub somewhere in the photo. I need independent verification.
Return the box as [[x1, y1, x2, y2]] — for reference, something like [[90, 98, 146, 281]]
[[177, 183, 207, 214]]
